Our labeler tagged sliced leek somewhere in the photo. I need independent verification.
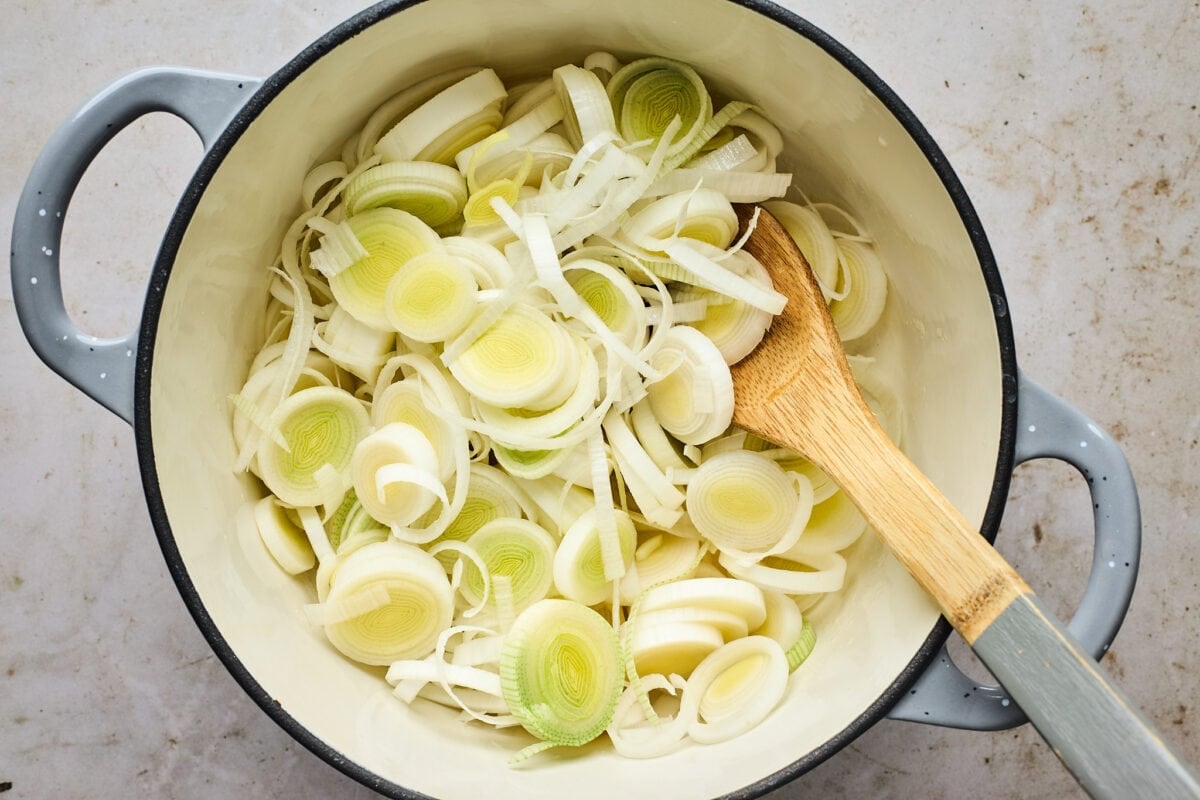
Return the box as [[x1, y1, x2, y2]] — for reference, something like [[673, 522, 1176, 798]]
[[256, 386, 370, 507], [321, 540, 454, 665], [500, 599, 623, 747], [235, 54, 901, 765]]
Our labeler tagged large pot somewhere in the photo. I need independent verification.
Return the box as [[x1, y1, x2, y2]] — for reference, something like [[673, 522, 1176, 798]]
[[11, 1, 1141, 797]]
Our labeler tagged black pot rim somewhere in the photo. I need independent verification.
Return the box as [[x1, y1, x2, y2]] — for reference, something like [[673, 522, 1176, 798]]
[[133, 1, 1018, 797]]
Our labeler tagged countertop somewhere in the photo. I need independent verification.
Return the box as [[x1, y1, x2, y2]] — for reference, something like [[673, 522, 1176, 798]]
[[2, 1, 1197, 797]]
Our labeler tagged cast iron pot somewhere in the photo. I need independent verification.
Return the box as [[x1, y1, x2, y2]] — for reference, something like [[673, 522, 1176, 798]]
[[11, 1, 1141, 797]]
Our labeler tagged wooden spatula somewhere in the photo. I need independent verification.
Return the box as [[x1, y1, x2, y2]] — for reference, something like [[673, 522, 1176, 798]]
[[729, 204, 1198, 798]]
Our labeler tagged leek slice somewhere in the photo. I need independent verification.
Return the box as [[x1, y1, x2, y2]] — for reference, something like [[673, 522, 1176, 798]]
[[781, 490, 868, 561], [449, 303, 578, 411], [686, 635, 789, 744], [256, 387, 370, 507], [459, 518, 557, 613], [718, 552, 848, 595], [253, 495, 316, 574], [685, 253, 774, 365], [376, 69, 507, 165], [618, 532, 701, 604], [829, 238, 888, 342], [344, 161, 468, 226], [554, 64, 618, 150], [637, 605, 749, 642], [630, 620, 723, 679], [785, 620, 817, 672], [639, 578, 766, 631], [311, 305, 395, 386], [350, 422, 444, 530], [316, 208, 443, 330], [372, 380, 457, 481], [500, 599, 623, 747], [751, 590, 803, 651], [383, 251, 479, 343], [430, 463, 527, 567], [553, 508, 637, 605], [322, 540, 454, 665], [622, 188, 738, 251], [645, 325, 734, 446], [608, 57, 712, 159], [685, 450, 813, 558], [763, 200, 840, 299]]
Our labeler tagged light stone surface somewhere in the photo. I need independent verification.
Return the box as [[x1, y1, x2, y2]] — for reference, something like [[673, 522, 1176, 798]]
[[1, 1, 1197, 798]]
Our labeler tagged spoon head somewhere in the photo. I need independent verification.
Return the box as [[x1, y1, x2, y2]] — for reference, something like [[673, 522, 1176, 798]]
[[728, 204, 877, 459]]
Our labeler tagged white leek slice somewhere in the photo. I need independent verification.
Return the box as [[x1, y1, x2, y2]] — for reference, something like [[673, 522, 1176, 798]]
[[645, 325, 735, 446], [253, 495, 315, 574], [763, 200, 840, 298], [553, 64, 618, 150], [459, 518, 556, 613], [311, 305, 395, 386], [686, 635, 789, 744], [371, 380, 457, 482], [383, 251, 479, 343], [492, 442, 575, 481], [516, 475, 594, 534], [350, 422, 443, 529], [685, 253, 774, 365], [628, 398, 688, 473], [639, 578, 766, 631], [829, 238, 888, 342], [582, 51, 622, 82], [718, 552, 847, 595], [751, 590, 803, 651], [344, 161, 468, 227], [449, 303, 578, 411], [607, 57, 712, 159], [376, 69, 507, 165], [322, 540, 453, 665], [355, 66, 479, 163], [662, 239, 787, 315], [630, 620, 723, 679], [606, 674, 692, 758], [602, 408, 685, 529], [622, 188, 738, 251], [781, 490, 868, 561], [317, 208, 444, 330], [637, 605, 749, 642], [474, 336, 600, 440], [500, 598, 623, 747], [685, 450, 813, 557], [455, 93, 564, 173], [553, 508, 637, 605], [644, 169, 792, 203], [441, 235, 513, 289], [618, 532, 701, 604], [256, 387, 370, 507]]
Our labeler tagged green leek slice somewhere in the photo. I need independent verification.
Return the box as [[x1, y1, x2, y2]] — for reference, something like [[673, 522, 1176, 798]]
[[500, 598, 622, 747], [459, 518, 557, 613], [256, 386, 370, 507], [785, 619, 817, 672], [607, 57, 712, 159]]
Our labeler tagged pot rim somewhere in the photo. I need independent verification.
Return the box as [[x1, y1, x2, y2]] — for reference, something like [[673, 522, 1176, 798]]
[[132, 1, 1019, 797]]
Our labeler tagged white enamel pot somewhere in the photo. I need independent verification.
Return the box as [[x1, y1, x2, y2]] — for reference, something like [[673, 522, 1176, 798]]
[[11, 1, 1142, 797]]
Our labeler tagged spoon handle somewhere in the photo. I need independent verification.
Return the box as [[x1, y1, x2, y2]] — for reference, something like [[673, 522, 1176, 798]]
[[973, 594, 1199, 798], [819, 411, 1199, 797]]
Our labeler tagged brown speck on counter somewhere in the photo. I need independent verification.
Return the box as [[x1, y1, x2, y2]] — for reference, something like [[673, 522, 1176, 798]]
[[1033, 521, 1045, 545]]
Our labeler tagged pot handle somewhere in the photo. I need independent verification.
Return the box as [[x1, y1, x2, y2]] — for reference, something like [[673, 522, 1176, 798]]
[[10, 67, 261, 424], [887, 370, 1140, 730]]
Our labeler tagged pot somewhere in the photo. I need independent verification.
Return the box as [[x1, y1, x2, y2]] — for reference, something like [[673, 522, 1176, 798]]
[[10, 1, 1142, 797]]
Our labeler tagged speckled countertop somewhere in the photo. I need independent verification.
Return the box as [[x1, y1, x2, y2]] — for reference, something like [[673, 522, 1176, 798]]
[[2, 1, 1197, 797]]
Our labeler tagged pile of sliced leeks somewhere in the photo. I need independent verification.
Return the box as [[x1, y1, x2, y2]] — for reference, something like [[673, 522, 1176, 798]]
[[232, 54, 894, 763]]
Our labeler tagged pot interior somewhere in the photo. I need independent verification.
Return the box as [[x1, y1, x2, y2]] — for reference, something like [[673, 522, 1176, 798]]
[[145, 0, 1006, 797]]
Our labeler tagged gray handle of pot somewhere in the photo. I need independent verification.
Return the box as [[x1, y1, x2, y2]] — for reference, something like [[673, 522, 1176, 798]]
[[887, 370, 1140, 730], [10, 67, 261, 424]]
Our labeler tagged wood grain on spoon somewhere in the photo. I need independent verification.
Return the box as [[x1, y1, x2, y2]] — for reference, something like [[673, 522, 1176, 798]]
[[729, 203, 1027, 643], [729, 203, 1200, 798]]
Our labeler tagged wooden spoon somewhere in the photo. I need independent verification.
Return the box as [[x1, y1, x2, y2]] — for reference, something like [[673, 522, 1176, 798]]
[[729, 204, 1198, 798]]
